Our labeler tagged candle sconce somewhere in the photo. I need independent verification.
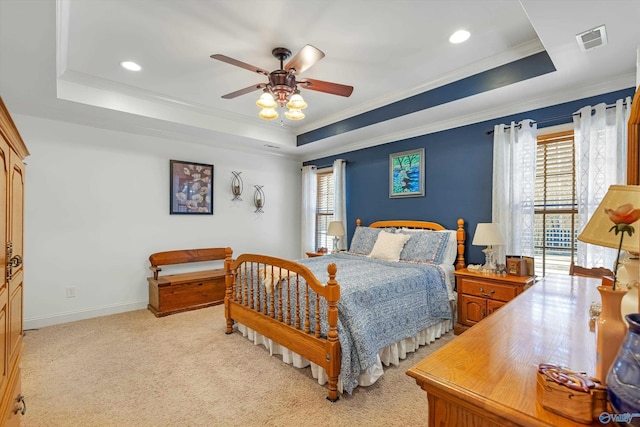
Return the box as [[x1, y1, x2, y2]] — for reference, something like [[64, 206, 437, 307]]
[[231, 171, 243, 201], [254, 185, 265, 213]]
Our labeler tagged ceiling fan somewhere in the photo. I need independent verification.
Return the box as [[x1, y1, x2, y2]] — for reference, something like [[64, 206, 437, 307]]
[[210, 45, 354, 120]]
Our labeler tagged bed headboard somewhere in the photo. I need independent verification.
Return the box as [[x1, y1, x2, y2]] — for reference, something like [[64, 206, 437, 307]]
[[355, 218, 466, 269]]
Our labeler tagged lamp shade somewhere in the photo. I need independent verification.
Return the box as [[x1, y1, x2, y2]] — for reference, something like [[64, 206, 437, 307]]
[[256, 92, 277, 109], [284, 109, 305, 120], [327, 221, 345, 237], [472, 223, 505, 246], [258, 108, 278, 120], [578, 185, 640, 253], [286, 93, 307, 110]]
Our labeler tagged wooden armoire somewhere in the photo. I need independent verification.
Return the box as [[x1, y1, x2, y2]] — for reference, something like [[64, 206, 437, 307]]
[[0, 97, 28, 425]]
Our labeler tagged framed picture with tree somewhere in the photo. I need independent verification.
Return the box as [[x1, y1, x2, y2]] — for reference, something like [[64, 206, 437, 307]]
[[389, 148, 425, 198]]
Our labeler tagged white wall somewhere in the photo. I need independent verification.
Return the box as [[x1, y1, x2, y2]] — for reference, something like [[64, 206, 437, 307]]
[[14, 114, 302, 329]]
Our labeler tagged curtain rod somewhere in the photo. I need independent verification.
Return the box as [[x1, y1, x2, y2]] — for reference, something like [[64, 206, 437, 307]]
[[301, 161, 347, 171], [484, 101, 629, 135], [302, 160, 349, 170]]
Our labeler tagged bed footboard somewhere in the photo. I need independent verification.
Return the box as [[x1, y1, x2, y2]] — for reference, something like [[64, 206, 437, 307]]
[[224, 253, 341, 401]]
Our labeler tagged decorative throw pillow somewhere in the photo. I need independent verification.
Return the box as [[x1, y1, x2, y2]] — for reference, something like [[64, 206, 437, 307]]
[[368, 231, 411, 262], [398, 230, 449, 264], [349, 227, 383, 255]]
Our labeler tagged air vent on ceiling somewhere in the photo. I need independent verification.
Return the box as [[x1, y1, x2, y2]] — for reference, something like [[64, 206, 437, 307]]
[[576, 25, 607, 52]]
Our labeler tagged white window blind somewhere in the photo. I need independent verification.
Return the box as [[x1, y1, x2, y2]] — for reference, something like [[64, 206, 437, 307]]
[[315, 170, 334, 251], [534, 131, 577, 276]]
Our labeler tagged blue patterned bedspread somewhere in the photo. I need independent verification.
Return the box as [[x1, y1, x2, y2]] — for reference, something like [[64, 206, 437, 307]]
[[298, 253, 451, 394]]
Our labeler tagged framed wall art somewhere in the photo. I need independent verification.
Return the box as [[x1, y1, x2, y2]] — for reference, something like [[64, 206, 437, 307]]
[[170, 160, 213, 214], [389, 148, 425, 198]]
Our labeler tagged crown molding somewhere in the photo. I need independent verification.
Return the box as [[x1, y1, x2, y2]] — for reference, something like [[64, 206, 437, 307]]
[[300, 73, 635, 162], [297, 39, 546, 134]]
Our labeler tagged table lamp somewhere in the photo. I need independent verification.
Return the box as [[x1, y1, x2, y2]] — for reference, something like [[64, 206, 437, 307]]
[[577, 184, 640, 311], [472, 223, 505, 273], [327, 221, 346, 253]]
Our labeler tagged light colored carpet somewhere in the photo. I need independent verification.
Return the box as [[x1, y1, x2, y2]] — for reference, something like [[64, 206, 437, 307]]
[[21, 304, 455, 426]]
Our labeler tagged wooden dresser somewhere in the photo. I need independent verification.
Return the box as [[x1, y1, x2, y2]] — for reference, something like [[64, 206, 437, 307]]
[[407, 275, 605, 426], [0, 97, 28, 425], [454, 268, 534, 334]]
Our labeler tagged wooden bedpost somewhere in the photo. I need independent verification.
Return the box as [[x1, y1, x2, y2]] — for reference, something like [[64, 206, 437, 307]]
[[455, 218, 466, 270], [325, 262, 341, 402], [224, 247, 234, 334]]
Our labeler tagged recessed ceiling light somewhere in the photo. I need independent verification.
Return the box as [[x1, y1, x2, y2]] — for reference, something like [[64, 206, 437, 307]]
[[120, 61, 142, 72], [449, 30, 470, 44]]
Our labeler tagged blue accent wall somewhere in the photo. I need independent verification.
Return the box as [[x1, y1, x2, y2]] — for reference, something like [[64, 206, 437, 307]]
[[304, 87, 636, 265]]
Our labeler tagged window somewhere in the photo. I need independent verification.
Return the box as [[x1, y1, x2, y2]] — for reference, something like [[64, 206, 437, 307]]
[[315, 169, 334, 251], [533, 131, 577, 276]]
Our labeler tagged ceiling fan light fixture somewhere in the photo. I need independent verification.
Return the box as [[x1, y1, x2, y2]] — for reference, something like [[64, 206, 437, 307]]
[[285, 108, 305, 121], [256, 92, 277, 109], [212, 44, 353, 123], [258, 107, 279, 120], [286, 92, 307, 110]]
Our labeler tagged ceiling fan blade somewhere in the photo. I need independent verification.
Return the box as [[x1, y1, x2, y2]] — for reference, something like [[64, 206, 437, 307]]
[[285, 45, 325, 75], [210, 54, 269, 76], [298, 78, 354, 97], [221, 83, 266, 99]]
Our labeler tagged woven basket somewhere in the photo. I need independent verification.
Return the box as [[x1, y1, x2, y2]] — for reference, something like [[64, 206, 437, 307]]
[[536, 371, 608, 424]]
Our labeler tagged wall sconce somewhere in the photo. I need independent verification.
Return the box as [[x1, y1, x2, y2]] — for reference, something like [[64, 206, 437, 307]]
[[231, 171, 243, 201], [254, 185, 265, 213]]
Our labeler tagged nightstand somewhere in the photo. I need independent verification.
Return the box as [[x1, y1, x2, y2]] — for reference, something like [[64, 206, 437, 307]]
[[454, 268, 534, 335], [305, 251, 326, 258]]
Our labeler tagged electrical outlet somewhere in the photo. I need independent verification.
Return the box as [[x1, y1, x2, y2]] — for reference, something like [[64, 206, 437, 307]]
[[65, 286, 76, 298]]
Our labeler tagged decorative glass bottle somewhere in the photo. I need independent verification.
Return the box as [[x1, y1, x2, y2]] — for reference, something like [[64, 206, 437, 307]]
[[607, 313, 640, 421]]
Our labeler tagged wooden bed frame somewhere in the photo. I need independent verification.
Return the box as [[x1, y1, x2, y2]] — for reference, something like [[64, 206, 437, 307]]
[[223, 218, 466, 401]]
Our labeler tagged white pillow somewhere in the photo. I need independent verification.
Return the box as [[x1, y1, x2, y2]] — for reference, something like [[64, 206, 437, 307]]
[[368, 231, 411, 262]]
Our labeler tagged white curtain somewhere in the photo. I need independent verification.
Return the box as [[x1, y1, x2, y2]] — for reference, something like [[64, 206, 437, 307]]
[[492, 119, 537, 265], [574, 97, 631, 269], [301, 165, 317, 257], [333, 159, 347, 251]]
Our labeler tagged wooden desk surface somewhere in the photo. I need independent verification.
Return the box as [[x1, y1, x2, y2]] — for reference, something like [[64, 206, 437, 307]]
[[407, 274, 604, 427]]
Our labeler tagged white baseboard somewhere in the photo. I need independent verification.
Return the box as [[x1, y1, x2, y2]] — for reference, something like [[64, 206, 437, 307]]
[[24, 300, 148, 330]]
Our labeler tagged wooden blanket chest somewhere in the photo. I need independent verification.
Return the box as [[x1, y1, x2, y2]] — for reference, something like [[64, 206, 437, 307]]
[[148, 269, 226, 317], [147, 248, 231, 317]]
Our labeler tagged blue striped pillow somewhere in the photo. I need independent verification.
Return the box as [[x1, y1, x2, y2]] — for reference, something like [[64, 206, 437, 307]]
[[349, 227, 395, 255], [398, 230, 449, 264]]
